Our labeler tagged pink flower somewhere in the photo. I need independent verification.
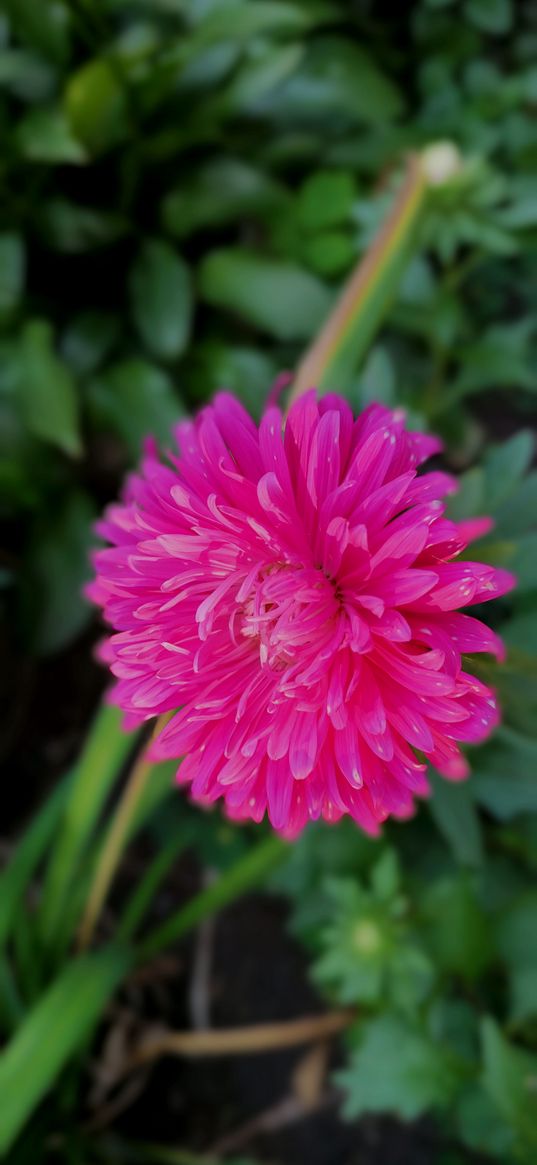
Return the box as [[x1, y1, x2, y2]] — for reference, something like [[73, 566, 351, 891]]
[[89, 392, 515, 838]]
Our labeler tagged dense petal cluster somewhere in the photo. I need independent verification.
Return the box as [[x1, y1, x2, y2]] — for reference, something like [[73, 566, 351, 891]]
[[89, 392, 514, 837]]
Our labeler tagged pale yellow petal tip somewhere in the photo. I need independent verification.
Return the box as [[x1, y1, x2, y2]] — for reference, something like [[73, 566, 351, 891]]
[[421, 141, 462, 187]]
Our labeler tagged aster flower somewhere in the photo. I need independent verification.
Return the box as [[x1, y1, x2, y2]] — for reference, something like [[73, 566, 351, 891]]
[[88, 391, 515, 838]]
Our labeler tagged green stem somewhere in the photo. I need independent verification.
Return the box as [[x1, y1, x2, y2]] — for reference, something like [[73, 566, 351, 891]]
[[0, 956, 25, 1035], [289, 142, 462, 400], [138, 834, 288, 963], [39, 705, 137, 953], [0, 770, 72, 948], [77, 713, 171, 951], [118, 833, 187, 943]]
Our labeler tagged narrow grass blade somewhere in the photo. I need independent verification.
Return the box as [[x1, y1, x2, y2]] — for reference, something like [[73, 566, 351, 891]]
[[0, 945, 131, 1155], [39, 704, 137, 949], [0, 772, 72, 948]]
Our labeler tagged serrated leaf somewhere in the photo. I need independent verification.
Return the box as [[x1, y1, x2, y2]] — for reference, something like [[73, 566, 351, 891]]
[[456, 1084, 516, 1159], [338, 1015, 460, 1120]]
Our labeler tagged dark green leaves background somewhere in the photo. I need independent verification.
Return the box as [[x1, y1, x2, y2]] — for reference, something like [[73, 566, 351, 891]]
[[0, 1, 536, 1161], [1, 0, 536, 654]]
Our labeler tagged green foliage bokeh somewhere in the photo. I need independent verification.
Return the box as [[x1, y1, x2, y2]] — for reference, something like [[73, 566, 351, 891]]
[[1, 1, 537, 1162]]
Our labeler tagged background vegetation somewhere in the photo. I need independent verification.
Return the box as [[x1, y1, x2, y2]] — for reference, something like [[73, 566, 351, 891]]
[[1, 1, 536, 1163]]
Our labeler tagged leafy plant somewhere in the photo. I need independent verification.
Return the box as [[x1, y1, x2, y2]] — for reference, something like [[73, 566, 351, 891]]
[[1, 1, 537, 1163]]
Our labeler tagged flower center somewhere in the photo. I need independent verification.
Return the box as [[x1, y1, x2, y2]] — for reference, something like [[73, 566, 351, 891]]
[[238, 562, 340, 671]]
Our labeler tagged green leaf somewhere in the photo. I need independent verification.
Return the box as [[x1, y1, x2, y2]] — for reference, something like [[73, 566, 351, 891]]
[[456, 1084, 516, 1159], [302, 230, 354, 277], [297, 171, 356, 232], [228, 43, 304, 109], [39, 704, 136, 952], [186, 341, 277, 418], [18, 320, 81, 456], [0, 773, 71, 947], [0, 48, 55, 103], [161, 158, 286, 239], [446, 467, 486, 522], [37, 199, 127, 253], [428, 772, 484, 867], [487, 645, 537, 737], [189, 1, 330, 43], [61, 312, 120, 376], [268, 38, 403, 125], [504, 613, 537, 657], [198, 247, 333, 340], [465, 0, 513, 35], [449, 322, 536, 400], [0, 233, 25, 318], [0, 946, 131, 1155], [509, 534, 537, 594], [481, 1018, 537, 1159], [16, 107, 87, 163], [65, 57, 129, 155], [422, 877, 492, 980], [87, 358, 185, 458], [356, 345, 396, 407], [118, 829, 187, 941], [472, 730, 537, 819], [337, 1015, 460, 1120], [30, 489, 96, 654], [495, 474, 537, 538], [313, 860, 433, 1011], [4, 0, 71, 65], [483, 431, 534, 510], [129, 240, 192, 361], [495, 893, 537, 1022]]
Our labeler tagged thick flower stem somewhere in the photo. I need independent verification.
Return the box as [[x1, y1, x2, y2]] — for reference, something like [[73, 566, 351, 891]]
[[289, 143, 461, 402], [77, 713, 172, 951], [137, 833, 288, 963]]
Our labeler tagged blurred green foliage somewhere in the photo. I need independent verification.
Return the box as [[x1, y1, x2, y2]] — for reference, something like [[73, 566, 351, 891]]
[[1, 0, 536, 655], [1, 0, 537, 1163]]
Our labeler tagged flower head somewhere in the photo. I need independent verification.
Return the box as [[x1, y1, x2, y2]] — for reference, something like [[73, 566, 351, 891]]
[[89, 392, 514, 838]]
